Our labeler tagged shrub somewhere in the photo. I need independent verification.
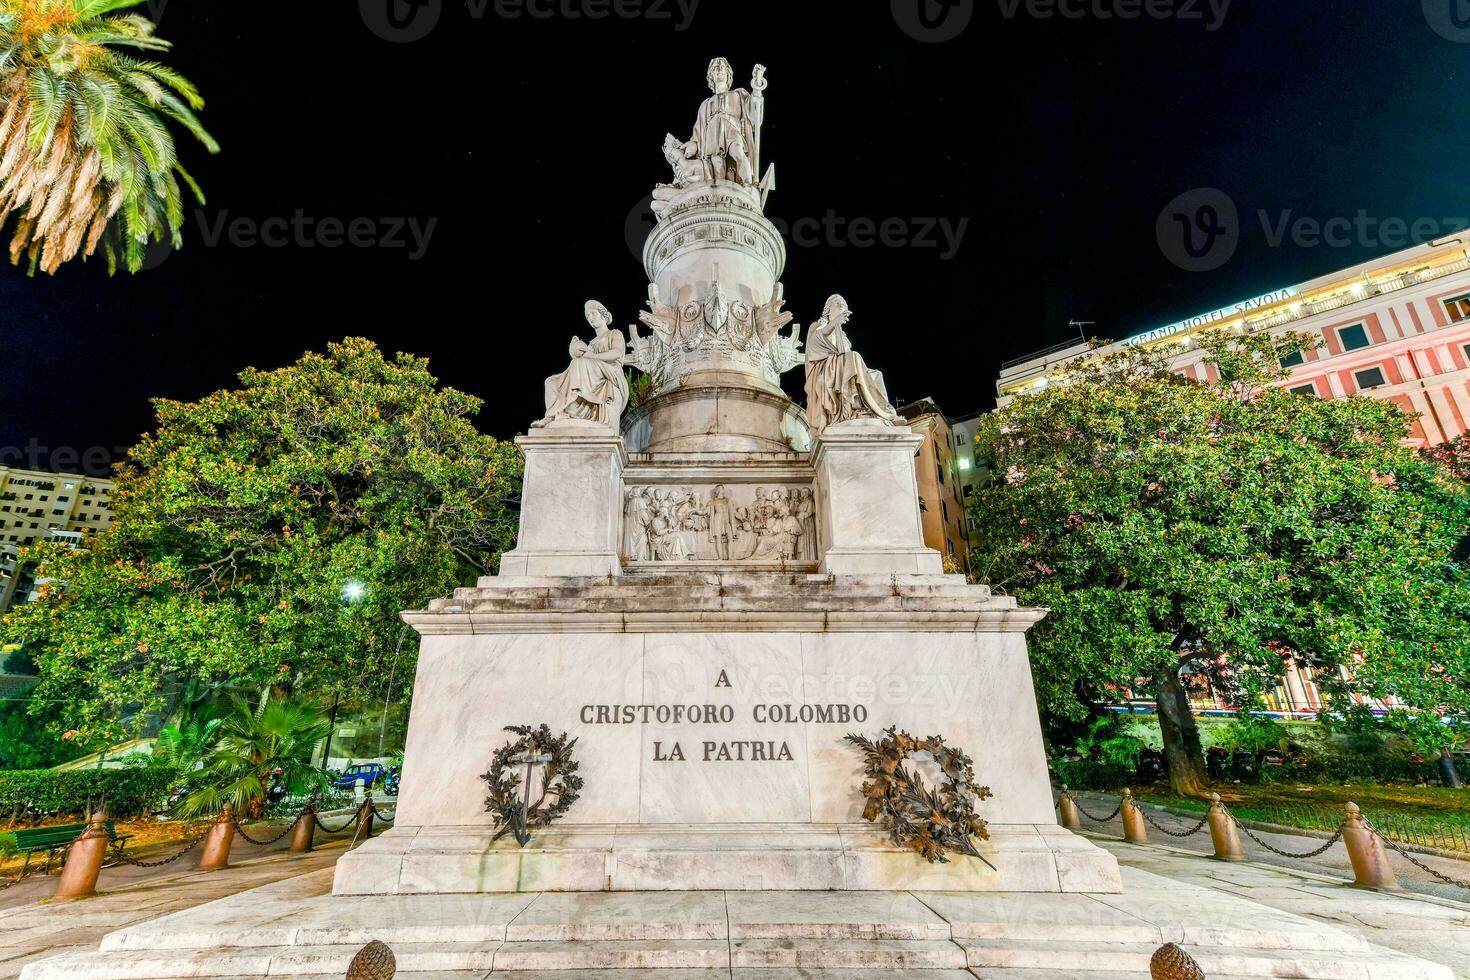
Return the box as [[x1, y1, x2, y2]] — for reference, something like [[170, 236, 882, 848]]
[[0, 765, 177, 822]]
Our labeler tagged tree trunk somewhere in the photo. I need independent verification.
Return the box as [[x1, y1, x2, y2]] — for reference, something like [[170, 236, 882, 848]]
[[1154, 666, 1210, 797], [1440, 748, 1463, 789]]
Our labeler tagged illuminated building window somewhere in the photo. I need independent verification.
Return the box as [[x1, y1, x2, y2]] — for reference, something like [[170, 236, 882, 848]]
[[1353, 367, 1387, 391], [1337, 323, 1371, 351], [1445, 294, 1470, 323]]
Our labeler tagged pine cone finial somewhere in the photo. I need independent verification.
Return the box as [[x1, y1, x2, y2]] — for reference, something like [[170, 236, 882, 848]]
[[346, 940, 396, 980], [1150, 942, 1205, 980]]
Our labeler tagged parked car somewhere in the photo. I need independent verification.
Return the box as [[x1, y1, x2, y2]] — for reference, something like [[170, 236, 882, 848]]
[[333, 763, 385, 790]]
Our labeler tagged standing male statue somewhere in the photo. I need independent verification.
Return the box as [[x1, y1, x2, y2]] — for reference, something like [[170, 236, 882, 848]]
[[803, 295, 902, 434], [686, 57, 767, 186]]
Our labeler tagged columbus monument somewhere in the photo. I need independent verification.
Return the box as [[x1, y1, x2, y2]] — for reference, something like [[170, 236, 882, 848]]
[[25, 59, 1455, 980], [330, 54, 1121, 895]]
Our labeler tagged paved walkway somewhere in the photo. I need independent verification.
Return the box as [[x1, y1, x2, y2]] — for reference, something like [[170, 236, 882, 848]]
[[1072, 791, 1470, 903], [0, 841, 352, 978], [1097, 836, 1470, 979]]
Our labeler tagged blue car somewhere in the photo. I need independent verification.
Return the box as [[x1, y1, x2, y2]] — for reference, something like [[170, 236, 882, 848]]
[[334, 762, 385, 790]]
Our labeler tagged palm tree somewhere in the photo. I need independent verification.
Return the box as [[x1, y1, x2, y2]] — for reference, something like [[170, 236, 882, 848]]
[[177, 696, 331, 820], [152, 713, 220, 774], [0, 0, 218, 274]]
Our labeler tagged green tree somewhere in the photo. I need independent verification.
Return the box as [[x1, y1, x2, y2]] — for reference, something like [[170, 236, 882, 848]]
[[176, 695, 329, 819], [0, 0, 219, 274], [1, 338, 523, 743], [1424, 432, 1470, 484], [970, 332, 1470, 795]]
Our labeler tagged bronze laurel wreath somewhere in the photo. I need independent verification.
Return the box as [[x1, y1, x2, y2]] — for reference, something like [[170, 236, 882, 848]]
[[844, 727, 991, 864], [481, 724, 582, 847]]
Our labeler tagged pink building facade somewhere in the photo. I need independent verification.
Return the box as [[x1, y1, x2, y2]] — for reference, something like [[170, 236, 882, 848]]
[[997, 239, 1470, 716]]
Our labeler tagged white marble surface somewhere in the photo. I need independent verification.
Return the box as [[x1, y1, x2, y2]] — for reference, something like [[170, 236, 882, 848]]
[[331, 822, 1122, 895], [33, 863, 1459, 979], [393, 626, 1055, 833], [811, 423, 944, 576], [497, 431, 626, 578]]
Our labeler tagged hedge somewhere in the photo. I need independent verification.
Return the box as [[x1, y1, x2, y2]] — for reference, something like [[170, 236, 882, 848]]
[[0, 766, 176, 821]]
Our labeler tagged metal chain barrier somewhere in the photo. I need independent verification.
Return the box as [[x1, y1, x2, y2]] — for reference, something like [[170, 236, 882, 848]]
[[1069, 793, 1124, 823], [1141, 807, 1211, 838], [370, 802, 396, 823], [315, 809, 363, 835], [108, 825, 213, 868], [1234, 819, 1345, 859], [1364, 816, 1470, 891], [231, 808, 307, 847], [0, 861, 50, 891]]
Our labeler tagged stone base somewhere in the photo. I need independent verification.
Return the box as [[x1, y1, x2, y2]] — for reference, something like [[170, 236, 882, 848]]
[[22, 863, 1455, 979], [330, 823, 1121, 895]]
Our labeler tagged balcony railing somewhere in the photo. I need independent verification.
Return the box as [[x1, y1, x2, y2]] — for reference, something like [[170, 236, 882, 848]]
[[1247, 256, 1470, 332]]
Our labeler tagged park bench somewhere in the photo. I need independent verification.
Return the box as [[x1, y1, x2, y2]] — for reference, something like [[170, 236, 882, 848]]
[[10, 821, 131, 874]]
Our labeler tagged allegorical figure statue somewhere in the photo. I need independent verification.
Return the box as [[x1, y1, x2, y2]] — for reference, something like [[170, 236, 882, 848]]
[[803, 294, 902, 434], [536, 300, 629, 428], [686, 57, 766, 185]]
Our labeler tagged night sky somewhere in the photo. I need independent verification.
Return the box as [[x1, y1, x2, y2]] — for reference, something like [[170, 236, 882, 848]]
[[2, 0, 1467, 474]]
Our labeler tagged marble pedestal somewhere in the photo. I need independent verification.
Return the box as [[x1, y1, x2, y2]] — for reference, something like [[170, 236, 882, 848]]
[[333, 572, 1122, 895], [497, 428, 626, 578]]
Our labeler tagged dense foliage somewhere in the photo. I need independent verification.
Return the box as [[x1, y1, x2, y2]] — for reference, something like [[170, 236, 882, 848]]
[[971, 332, 1470, 794], [0, 765, 173, 819], [0, 0, 218, 273], [0, 339, 523, 745], [176, 696, 329, 818]]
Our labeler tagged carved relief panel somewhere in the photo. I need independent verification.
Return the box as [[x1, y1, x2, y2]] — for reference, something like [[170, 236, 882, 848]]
[[621, 483, 817, 564]]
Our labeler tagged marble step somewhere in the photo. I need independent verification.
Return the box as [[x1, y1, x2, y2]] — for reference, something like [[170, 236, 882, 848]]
[[958, 939, 1454, 979], [24, 940, 1454, 980]]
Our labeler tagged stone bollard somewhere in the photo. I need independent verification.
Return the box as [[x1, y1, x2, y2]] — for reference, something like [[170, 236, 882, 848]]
[[1058, 788, 1083, 832], [1121, 789, 1149, 844], [54, 811, 111, 900], [1341, 802, 1401, 891], [1206, 793, 1244, 862], [198, 806, 236, 871], [289, 805, 316, 855]]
